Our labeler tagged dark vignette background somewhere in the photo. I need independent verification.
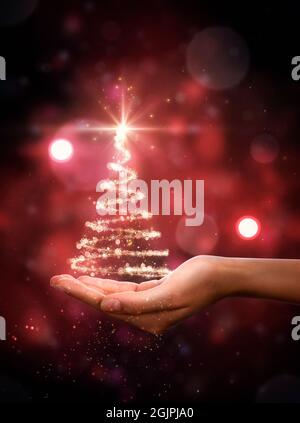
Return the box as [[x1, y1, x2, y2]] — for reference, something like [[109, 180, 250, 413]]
[[0, 0, 300, 403]]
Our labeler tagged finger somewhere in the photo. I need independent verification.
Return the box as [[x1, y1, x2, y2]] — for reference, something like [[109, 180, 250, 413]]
[[50, 275, 104, 308], [78, 276, 138, 293], [50, 274, 75, 286], [100, 284, 177, 315]]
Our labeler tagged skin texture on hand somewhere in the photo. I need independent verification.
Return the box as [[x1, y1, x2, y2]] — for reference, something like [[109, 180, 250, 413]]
[[50, 256, 223, 334]]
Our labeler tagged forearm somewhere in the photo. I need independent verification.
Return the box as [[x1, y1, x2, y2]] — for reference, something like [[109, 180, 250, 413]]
[[217, 257, 300, 304]]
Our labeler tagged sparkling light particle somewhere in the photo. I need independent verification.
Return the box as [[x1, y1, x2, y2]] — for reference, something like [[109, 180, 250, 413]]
[[236, 216, 261, 240], [49, 139, 74, 162]]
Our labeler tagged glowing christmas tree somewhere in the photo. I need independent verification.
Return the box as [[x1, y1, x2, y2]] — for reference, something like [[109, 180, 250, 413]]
[[69, 110, 170, 281]]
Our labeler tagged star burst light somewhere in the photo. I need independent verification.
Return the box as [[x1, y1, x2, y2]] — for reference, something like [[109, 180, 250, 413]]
[[69, 88, 170, 280]]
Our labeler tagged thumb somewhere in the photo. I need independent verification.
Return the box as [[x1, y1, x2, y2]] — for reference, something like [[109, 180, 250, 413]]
[[100, 285, 172, 315]]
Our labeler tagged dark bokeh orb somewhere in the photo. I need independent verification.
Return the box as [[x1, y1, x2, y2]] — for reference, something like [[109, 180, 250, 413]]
[[256, 374, 300, 403], [187, 26, 249, 90], [0, 0, 38, 26], [176, 215, 219, 255], [251, 133, 279, 164]]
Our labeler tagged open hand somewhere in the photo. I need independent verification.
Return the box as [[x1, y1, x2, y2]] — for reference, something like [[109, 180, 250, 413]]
[[50, 256, 224, 334]]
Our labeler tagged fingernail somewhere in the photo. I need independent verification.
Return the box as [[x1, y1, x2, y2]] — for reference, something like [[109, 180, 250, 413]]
[[101, 298, 121, 312], [50, 275, 72, 286], [50, 276, 61, 286]]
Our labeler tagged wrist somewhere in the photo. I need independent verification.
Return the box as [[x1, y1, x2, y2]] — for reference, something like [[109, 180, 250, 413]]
[[213, 256, 249, 299], [193, 255, 240, 301]]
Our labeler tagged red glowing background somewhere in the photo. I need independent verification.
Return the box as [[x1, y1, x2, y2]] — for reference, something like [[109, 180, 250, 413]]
[[0, 0, 300, 404]]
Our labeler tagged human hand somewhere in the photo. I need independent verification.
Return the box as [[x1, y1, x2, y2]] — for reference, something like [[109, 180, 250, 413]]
[[50, 256, 227, 334]]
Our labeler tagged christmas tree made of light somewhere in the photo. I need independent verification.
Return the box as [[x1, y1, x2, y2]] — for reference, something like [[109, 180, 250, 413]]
[[69, 102, 170, 281]]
